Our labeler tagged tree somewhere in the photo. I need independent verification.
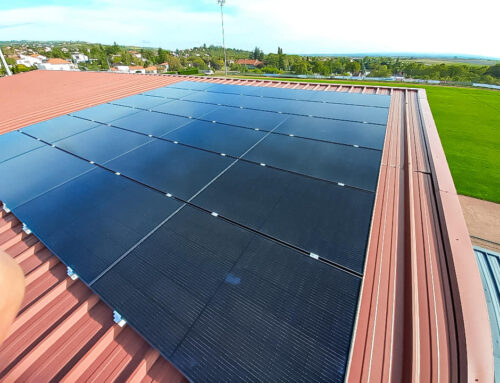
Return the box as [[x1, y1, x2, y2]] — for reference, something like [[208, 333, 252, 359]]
[[486, 63, 500, 78], [167, 56, 182, 71], [370, 65, 391, 77], [251, 47, 264, 61], [189, 56, 207, 69], [292, 61, 309, 75], [105, 42, 120, 55], [157, 48, 167, 64], [345, 61, 361, 75]]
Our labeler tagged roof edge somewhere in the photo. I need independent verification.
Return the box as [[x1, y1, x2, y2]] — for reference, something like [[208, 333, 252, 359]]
[[417, 89, 494, 382]]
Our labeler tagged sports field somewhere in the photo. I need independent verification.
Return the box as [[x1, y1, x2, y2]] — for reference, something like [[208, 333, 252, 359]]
[[230, 76, 500, 203]]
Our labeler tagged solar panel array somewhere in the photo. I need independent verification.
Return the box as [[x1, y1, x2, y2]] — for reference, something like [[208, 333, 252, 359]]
[[0, 81, 390, 382]]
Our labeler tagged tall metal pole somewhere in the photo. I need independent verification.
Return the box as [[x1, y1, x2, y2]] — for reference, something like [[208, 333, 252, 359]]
[[0, 46, 12, 76], [218, 0, 228, 76]]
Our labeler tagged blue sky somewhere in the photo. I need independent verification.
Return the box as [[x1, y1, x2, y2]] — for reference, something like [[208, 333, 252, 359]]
[[1, 0, 499, 58]]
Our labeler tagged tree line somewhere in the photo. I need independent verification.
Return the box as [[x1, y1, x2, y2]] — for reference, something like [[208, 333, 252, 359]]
[[1, 42, 499, 85]]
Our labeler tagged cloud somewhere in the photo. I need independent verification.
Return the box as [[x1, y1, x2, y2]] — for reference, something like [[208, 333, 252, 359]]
[[0, 22, 34, 29], [0, 0, 498, 58]]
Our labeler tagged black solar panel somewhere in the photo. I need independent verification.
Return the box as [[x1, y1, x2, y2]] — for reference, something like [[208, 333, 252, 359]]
[[182, 91, 388, 124], [310, 90, 391, 108], [243, 134, 382, 191], [192, 161, 373, 273], [0, 80, 390, 382], [0, 131, 44, 163], [274, 115, 386, 149], [153, 100, 220, 118], [110, 94, 173, 109], [55, 125, 153, 163], [21, 115, 101, 143], [13, 168, 183, 283], [111, 111, 192, 136], [93, 206, 360, 382], [105, 139, 232, 200], [71, 103, 140, 123], [0, 145, 93, 209], [203, 106, 287, 131], [173, 82, 391, 108], [163, 119, 267, 156], [142, 87, 197, 99]]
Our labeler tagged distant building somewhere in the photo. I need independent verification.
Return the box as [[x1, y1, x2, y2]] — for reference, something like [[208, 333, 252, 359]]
[[44, 46, 52, 52], [129, 50, 142, 59], [129, 65, 145, 74], [61, 47, 69, 53], [113, 65, 130, 72], [37, 58, 77, 71], [16, 54, 46, 67], [236, 59, 263, 69], [71, 53, 89, 63], [159, 62, 169, 71], [145, 66, 157, 74]]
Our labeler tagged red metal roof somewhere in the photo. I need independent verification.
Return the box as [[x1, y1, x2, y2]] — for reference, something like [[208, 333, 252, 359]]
[[0, 70, 493, 381], [236, 59, 263, 66]]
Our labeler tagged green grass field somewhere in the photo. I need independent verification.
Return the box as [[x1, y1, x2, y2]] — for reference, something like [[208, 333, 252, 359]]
[[229, 76, 500, 203]]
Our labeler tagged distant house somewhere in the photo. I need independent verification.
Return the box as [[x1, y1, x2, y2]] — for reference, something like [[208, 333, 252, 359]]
[[37, 58, 77, 71], [113, 65, 130, 72], [44, 46, 52, 52], [159, 62, 169, 71], [61, 47, 69, 53], [71, 53, 89, 63], [145, 66, 157, 74], [236, 59, 263, 69], [129, 65, 145, 74], [129, 50, 142, 59], [16, 54, 46, 67]]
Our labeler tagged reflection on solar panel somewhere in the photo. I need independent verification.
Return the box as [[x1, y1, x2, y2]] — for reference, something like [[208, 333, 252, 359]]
[[0, 80, 390, 381]]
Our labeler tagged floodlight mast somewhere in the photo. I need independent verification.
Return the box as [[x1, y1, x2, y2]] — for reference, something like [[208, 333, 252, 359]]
[[218, 0, 228, 76]]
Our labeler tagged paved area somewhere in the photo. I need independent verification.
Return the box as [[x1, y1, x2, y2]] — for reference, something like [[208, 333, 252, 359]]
[[459, 195, 500, 252]]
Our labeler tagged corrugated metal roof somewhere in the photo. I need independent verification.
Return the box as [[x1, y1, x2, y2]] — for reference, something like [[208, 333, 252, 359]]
[[475, 246, 500, 382], [0, 70, 493, 381]]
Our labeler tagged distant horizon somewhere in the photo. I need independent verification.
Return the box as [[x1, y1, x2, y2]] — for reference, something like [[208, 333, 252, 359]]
[[2, 40, 499, 61], [1, 1, 498, 58]]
